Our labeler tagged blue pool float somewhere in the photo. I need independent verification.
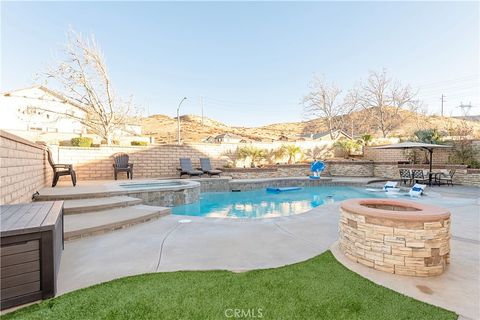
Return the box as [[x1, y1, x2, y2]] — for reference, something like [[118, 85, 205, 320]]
[[266, 187, 302, 192]]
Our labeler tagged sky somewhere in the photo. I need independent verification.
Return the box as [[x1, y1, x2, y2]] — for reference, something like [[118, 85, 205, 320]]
[[1, 1, 479, 126]]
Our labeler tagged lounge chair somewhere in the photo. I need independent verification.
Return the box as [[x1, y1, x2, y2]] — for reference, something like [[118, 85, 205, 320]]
[[113, 153, 133, 180], [409, 184, 427, 197], [399, 169, 412, 185], [366, 181, 399, 192], [178, 158, 203, 177], [199, 158, 222, 177], [47, 148, 76, 187]]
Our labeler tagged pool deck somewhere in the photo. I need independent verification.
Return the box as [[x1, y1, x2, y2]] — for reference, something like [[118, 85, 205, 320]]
[[47, 179, 479, 319]]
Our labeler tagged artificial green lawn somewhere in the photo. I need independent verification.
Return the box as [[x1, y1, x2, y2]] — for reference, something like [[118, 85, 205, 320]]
[[5, 251, 456, 320]]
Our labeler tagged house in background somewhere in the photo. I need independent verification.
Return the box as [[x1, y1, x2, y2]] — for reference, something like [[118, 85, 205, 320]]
[[299, 129, 352, 141], [202, 136, 216, 143], [1, 86, 86, 135], [1, 86, 145, 144], [213, 133, 243, 143]]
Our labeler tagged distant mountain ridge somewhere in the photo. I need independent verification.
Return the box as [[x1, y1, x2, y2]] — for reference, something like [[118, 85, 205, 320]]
[[141, 111, 480, 144]]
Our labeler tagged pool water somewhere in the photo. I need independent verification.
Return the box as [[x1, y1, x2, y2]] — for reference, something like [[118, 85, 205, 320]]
[[172, 186, 386, 218]]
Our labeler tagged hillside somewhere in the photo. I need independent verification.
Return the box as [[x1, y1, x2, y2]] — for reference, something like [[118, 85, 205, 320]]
[[141, 111, 480, 144]]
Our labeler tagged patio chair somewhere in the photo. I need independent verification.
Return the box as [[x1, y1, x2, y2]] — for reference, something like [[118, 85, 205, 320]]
[[399, 169, 412, 185], [113, 153, 133, 180], [199, 158, 222, 177], [178, 158, 203, 177], [436, 169, 456, 186], [411, 169, 429, 184], [47, 148, 77, 187], [409, 183, 427, 197]]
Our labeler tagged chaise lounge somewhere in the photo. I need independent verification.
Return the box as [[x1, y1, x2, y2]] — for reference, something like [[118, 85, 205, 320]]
[[199, 158, 222, 177], [178, 158, 203, 178]]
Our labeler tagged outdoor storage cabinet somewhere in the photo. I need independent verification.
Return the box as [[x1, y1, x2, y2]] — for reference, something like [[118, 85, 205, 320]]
[[1, 201, 64, 310]]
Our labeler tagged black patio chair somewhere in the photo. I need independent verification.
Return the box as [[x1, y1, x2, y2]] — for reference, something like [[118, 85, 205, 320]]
[[436, 169, 456, 186], [399, 169, 412, 185], [47, 148, 76, 187], [199, 158, 222, 177], [411, 169, 429, 184], [113, 153, 133, 180], [178, 158, 203, 178]]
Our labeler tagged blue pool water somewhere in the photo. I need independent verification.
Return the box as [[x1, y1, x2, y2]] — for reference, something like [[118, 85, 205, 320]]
[[172, 186, 386, 219]]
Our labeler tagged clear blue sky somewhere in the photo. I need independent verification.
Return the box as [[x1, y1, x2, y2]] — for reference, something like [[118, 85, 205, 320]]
[[2, 1, 479, 126]]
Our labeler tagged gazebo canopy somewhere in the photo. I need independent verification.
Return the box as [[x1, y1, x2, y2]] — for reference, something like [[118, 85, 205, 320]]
[[371, 141, 452, 180], [371, 142, 452, 151]]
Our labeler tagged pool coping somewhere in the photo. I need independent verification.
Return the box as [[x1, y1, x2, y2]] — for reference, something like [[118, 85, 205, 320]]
[[36, 179, 200, 201]]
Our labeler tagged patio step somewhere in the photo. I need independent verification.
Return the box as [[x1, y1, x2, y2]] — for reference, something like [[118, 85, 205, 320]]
[[63, 196, 143, 214], [64, 205, 170, 240]]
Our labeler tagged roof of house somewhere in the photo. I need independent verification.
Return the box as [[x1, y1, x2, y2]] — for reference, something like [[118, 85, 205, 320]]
[[2, 85, 84, 109], [300, 129, 352, 140], [214, 133, 242, 140]]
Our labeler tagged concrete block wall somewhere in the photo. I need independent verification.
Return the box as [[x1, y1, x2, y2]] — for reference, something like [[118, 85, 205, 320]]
[[364, 147, 451, 164], [364, 141, 480, 165], [55, 143, 244, 180], [0, 130, 51, 204], [54, 140, 336, 181]]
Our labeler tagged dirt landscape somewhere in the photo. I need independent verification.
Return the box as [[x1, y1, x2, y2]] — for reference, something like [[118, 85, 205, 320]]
[[142, 110, 480, 143]]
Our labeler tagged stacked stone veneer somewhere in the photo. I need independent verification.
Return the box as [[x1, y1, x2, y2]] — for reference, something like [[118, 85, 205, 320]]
[[1, 130, 51, 204], [339, 204, 451, 277]]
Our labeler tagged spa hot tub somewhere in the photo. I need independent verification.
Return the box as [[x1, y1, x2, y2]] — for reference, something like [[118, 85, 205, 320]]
[[339, 198, 451, 277]]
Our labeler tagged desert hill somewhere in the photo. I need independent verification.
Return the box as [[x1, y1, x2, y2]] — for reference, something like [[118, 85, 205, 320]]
[[141, 109, 480, 144]]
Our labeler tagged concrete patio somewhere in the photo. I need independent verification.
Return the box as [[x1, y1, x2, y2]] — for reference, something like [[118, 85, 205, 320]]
[[55, 183, 480, 319]]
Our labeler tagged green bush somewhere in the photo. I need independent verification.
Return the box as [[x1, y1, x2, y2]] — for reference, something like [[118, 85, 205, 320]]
[[71, 137, 93, 147], [334, 139, 361, 158], [237, 146, 267, 167], [131, 141, 148, 146], [59, 140, 72, 146]]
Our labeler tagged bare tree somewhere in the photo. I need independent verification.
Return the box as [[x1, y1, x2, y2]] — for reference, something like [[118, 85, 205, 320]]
[[303, 76, 355, 139], [41, 29, 140, 145], [355, 70, 419, 138]]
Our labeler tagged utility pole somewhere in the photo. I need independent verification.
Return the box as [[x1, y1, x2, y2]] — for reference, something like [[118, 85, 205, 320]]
[[440, 94, 445, 117], [177, 97, 187, 145], [200, 96, 204, 129]]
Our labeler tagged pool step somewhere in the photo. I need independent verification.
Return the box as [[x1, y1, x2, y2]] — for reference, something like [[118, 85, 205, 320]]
[[63, 196, 143, 215], [64, 205, 171, 241]]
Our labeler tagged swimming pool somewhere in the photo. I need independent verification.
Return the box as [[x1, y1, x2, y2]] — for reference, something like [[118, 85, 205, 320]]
[[172, 186, 386, 218]]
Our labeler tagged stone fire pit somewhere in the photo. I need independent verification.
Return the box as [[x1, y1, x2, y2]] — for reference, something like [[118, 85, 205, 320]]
[[339, 198, 451, 277]]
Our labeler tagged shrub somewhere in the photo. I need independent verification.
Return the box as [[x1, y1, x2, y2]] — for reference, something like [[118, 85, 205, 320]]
[[280, 144, 303, 164], [237, 146, 267, 167], [131, 141, 148, 146], [413, 129, 444, 144], [334, 139, 361, 158], [71, 137, 93, 147], [358, 134, 373, 146], [59, 140, 72, 146], [449, 140, 480, 168]]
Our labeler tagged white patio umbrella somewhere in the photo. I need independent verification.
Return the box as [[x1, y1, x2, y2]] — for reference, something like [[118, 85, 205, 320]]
[[371, 142, 452, 184]]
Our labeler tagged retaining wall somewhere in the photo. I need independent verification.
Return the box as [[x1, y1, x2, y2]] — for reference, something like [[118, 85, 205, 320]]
[[0, 130, 51, 204]]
